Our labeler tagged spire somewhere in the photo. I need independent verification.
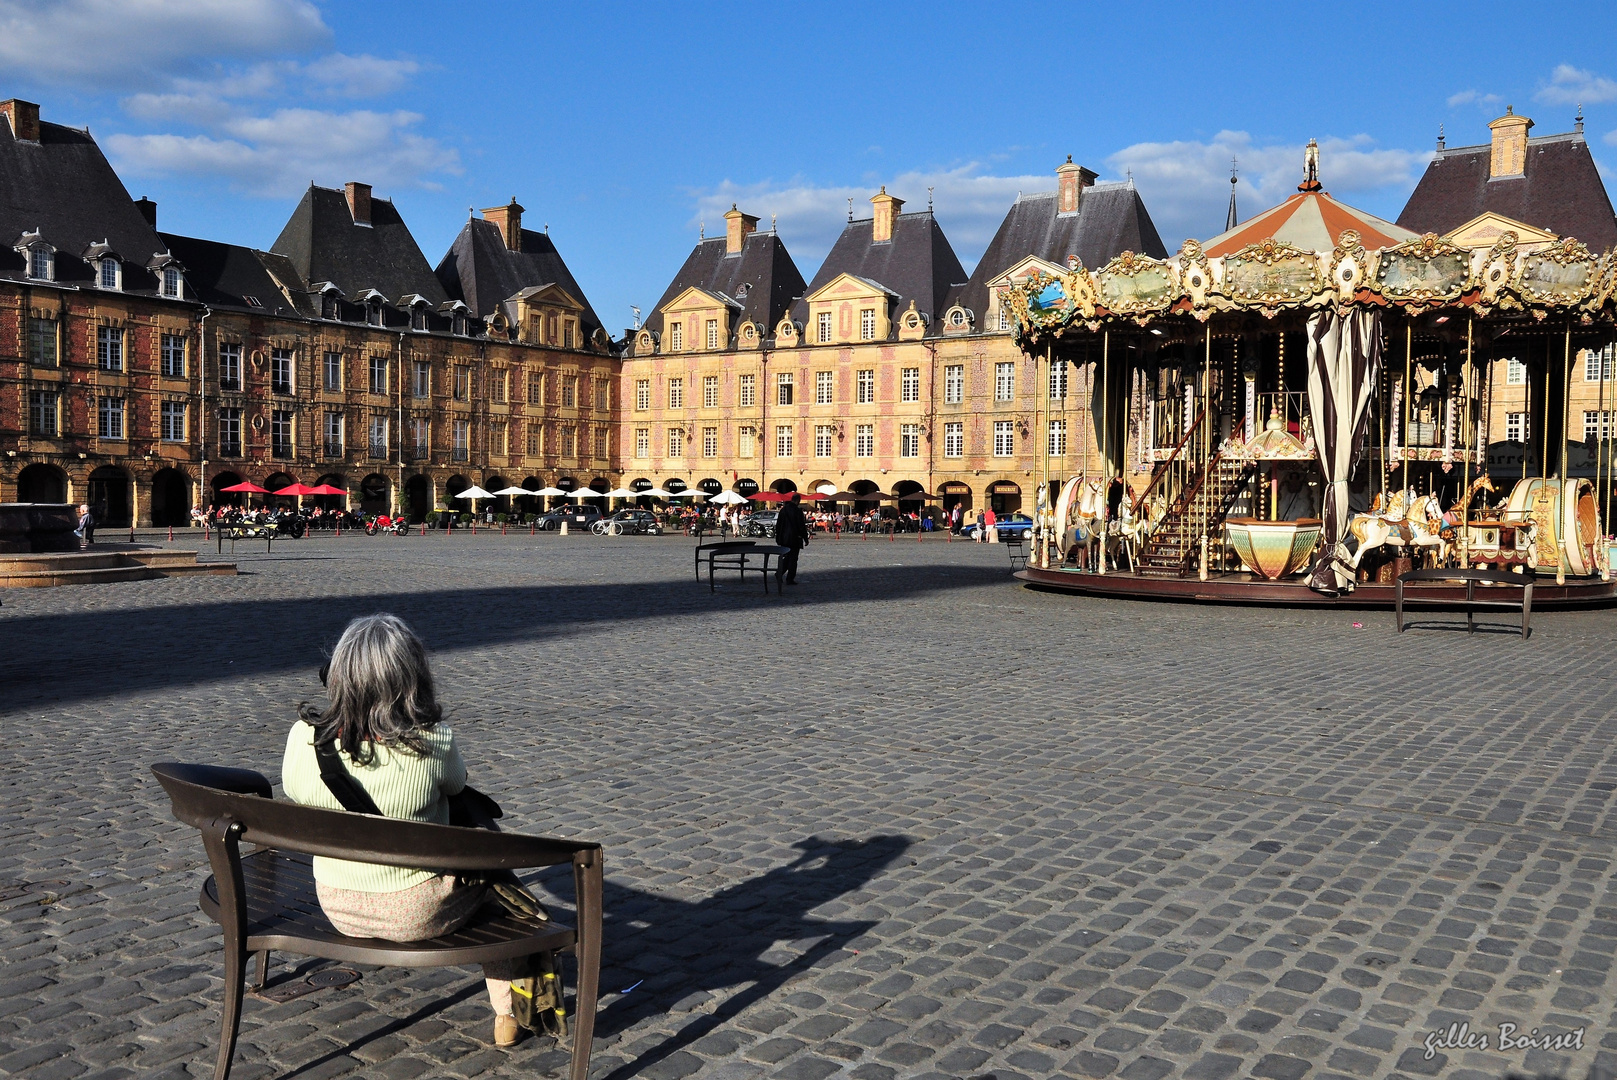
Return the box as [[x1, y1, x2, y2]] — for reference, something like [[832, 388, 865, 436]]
[[1298, 138, 1321, 192], [1576, 104, 1585, 136], [1226, 156, 1239, 232], [1437, 123, 1445, 152]]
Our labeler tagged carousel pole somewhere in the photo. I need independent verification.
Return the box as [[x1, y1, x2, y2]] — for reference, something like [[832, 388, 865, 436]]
[[1202, 325, 1212, 578], [1402, 323, 1412, 497], [1559, 321, 1573, 584], [1099, 330, 1109, 575], [1378, 338, 1388, 504], [1460, 318, 1474, 567]]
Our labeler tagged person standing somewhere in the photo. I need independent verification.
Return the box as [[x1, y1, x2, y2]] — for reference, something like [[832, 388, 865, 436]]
[[982, 506, 997, 543], [774, 492, 810, 585], [75, 503, 94, 548]]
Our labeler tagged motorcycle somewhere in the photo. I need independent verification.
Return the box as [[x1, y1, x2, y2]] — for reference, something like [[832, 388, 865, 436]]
[[273, 512, 308, 539], [365, 514, 410, 536]]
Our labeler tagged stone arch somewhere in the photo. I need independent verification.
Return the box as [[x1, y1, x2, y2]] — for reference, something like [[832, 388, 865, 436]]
[[211, 471, 245, 506], [16, 463, 67, 504], [88, 465, 132, 527], [733, 477, 759, 496], [149, 467, 191, 527], [359, 473, 391, 515], [403, 475, 431, 522], [770, 478, 798, 493], [988, 480, 1022, 515]]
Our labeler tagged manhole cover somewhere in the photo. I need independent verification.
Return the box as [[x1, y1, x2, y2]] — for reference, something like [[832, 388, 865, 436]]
[[308, 969, 360, 989]]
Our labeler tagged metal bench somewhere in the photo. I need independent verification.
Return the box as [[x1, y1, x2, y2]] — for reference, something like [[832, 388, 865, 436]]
[[704, 542, 790, 593], [694, 539, 755, 581], [151, 762, 602, 1080], [1395, 567, 1535, 638], [216, 524, 274, 554]]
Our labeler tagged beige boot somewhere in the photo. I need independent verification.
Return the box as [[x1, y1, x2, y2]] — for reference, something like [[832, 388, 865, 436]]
[[494, 1013, 520, 1047]]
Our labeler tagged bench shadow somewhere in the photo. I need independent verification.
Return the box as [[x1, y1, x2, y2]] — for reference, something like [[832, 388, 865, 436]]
[[553, 833, 910, 1079], [1398, 619, 1529, 638]]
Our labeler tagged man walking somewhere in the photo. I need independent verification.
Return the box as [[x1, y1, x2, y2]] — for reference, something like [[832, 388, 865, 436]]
[[774, 492, 810, 586]]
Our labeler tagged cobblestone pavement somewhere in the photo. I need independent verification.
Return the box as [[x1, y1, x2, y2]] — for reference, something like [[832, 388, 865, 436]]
[[3, 529, 1617, 1080]]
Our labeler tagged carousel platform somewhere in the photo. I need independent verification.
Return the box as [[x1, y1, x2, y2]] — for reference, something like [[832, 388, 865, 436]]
[[1015, 565, 1617, 609]]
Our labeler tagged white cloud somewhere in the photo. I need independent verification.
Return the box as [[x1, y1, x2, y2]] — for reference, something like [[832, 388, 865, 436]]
[[694, 164, 1063, 275], [303, 53, 421, 98], [0, 0, 328, 90], [1536, 64, 1617, 106], [1447, 89, 1502, 109], [108, 109, 460, 198], [1108, 131, 1430, 247]]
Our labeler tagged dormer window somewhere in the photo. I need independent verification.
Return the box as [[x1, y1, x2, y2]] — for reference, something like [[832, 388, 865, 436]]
[[412, 307, 428, 331], [322, 294, 339, 320], [452, 314, 467, 336], [28, 248, 52, 280], [367, 301, 383, 327], [162, 266, 182, 298], [99, 258, 120, 290]]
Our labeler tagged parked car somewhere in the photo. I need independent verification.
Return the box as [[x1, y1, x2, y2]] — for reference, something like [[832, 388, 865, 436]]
[[965, 512, 1034, 541], [593, 509, 663, 536], [741, 510, 779, 538], [536, 506, 603, 531]]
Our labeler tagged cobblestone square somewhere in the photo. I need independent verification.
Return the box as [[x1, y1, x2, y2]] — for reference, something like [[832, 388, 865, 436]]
[[3, 531, 1617, 1080]]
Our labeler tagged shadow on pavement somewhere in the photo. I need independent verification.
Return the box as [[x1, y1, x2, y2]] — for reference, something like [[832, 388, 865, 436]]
[[2, 563, 1007, 708]]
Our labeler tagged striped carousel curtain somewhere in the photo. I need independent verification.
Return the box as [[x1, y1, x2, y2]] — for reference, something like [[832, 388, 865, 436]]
[[1305, 308, 1382, 592]]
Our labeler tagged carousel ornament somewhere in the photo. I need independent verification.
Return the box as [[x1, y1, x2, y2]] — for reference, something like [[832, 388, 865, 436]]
[[1387, 379, 1402, 469], [1328, 229, 1369, 304], [1475, 230, 1520, 308], [1177, 238, 1213, 310]]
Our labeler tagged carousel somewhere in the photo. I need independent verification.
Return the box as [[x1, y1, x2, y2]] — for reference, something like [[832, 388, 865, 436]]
[[1009, 144, 1617, 607]]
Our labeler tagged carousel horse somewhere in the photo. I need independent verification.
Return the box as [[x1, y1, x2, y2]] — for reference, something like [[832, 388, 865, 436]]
[[1115, 494, 1167, 570], [1065, 478, 1110, 570]]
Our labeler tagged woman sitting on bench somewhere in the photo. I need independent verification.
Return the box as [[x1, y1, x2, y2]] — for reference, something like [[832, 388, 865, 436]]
[[282, 613, 522, 1047]]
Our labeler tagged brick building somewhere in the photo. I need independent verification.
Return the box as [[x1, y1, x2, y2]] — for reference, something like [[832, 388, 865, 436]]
[[0, 98, 614, 526], [622, 160, 1167, 516]]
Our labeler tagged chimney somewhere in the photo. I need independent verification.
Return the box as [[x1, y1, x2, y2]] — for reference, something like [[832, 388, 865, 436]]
[[344, 182, 372, 225], [1056, 156, 1098, 215], [135, 197, 157, 228], [724, 204, 759, 255], [481, 198, 525, 251], [1488, 107, 1533, 179], [870, 186, 904, 244], [0, 99, 40, 142]]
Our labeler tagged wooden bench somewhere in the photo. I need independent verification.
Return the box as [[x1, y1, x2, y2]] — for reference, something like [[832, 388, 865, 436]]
[[216, 524, 274, 554], [694, 539, 755, 581], [704, 542, 790, 594], [151, 762, 602, 1080], [1395, 567, 1535, 638]]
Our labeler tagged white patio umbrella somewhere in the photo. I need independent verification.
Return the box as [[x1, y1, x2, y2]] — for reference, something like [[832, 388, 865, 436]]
[[453, 485, 494, 516], [817, 483, 840, 496], [709, 491, 749, 505], [604, 487, 639, 498], [567, 489, 604, 499], [639, 487, 676, 499], [490, 486, 532, 497]]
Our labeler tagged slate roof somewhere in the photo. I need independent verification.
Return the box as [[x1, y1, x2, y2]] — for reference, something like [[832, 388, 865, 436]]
[[789, 211, 966, 338], [949, 183, 1167, 325], [644, 230, 806, 340], [1397, 132, 1617, 253], [159, 233, 309, 318], [435, 217, 602, 337], [0, 116, 171, 290], [270, 184, 449, 305]]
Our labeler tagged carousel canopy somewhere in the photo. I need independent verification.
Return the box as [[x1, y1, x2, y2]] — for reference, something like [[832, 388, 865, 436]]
[[1202, 141, 1415, 257]]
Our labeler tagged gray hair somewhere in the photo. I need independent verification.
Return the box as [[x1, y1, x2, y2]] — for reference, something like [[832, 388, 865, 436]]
[[300, 613, 443, 764]]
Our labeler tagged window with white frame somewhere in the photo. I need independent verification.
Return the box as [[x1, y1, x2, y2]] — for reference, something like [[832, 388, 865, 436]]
[[454, 366, 470, 401], [703, 375, 719, 408], [492, 421, 508, 457], [855, 423, 873, 457], [900, 423, 919, 457], [219, 342, 242, 390], [998, 302, 1010, 332], [271, 410, 293, 457], [368, 355, 387, 395], [945, 364, 963, 404], [271, 349, 294, 393], [28, 317, 57, 367], [993, 420, 1014, 456], [739, 426, 756, 458], [703, 427, 718, 458], [856, 369, 874, 404], [901, 367, 920, 403], [635, 378, 650, 410], [29, 389, 58, 436], [776, 424, 794, 457], [528, 370, 544, 405], [1506, 411, 1529, 442], [161, 333, 186, 377], [739, 373, 755, 407], [99, 258, 119, 290], [596, 379, 609, 411], [453, 420, 469, 460], [635, 428, 649, 457], [524, 422, 540, 457], [324, 411, 344, 455], [816, 370, 834, 404], [667, 377, 682, 409], [1585, 410, 1616, 441], [162, 265, 182, 298], [593, 426, 607, 459], [160, 400, 186, 442], [944, 421, 963, 457], [668, 427, 684, 456], [670, 322, 683, 351], [860, 308, 875, 341], [369, 415, 388, 457], [1506, 358, 1526, 384], [322, 351, 341, 391], [1585, 344, 1614, 382], [218, 407, 242, 456], [1049, 419, 1067, 455], [1049, 362, 1068, 400], [815, 425, 833, 457], [413, 418, 430, 458], [706, 319, 719, 350], [562, 374, 577, 408], [492, 368, 507, 404], [995, 362, 1014, 401], [97, 326, 123, 371], [28, 248, 52, 280], [817, 311, 833, 343], [414, 361, 430, 398], [777, 371, 793, 405], [561, 425, 577, 457]]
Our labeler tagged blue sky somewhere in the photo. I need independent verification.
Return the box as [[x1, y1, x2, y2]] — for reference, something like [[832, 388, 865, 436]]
[[5, 0, 1616, 334]]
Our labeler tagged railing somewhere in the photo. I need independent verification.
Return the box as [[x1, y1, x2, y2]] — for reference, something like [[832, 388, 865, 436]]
[[369, 443, 388, 459], [324, 439, 344, 457], [1133, 406, 1206, 516]]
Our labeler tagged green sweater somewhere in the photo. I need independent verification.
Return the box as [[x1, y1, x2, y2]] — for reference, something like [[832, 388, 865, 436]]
[[281, 719, 467, 893]]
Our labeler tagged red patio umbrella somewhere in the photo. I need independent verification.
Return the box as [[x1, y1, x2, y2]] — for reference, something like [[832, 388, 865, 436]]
[[274, 483, 322, 496], [307, 483, 347, 496], [220, 482, 269, 493], [749, 491, 795, 502]]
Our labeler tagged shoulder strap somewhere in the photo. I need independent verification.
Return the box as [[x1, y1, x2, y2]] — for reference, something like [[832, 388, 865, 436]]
[[313, 736, 384, 816]]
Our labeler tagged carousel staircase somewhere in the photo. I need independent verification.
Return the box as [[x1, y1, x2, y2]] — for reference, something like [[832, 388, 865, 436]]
[[1134, 453, 1254, 578]]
